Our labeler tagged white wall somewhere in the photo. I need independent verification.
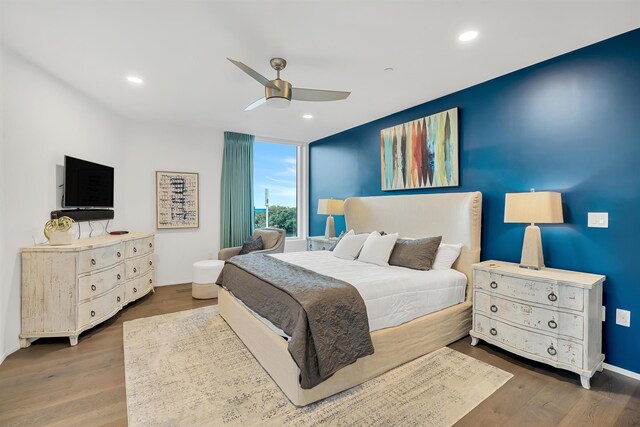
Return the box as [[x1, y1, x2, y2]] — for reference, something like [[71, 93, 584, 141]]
[[123, 122, 224, 285], [1, 48, 126, 361]]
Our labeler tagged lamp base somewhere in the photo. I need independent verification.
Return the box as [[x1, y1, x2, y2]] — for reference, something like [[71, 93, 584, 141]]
[[324, 215, 336, 239], [519, 224, 545, 270]]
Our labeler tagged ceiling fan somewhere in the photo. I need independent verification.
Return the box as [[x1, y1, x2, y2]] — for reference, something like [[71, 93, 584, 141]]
[[227, 57, 351, 111]]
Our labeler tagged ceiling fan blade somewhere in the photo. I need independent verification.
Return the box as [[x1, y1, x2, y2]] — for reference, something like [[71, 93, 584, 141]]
[[227, 58, 279, 90], [245, 97, 267, 111], [291, 87, 350, 102]]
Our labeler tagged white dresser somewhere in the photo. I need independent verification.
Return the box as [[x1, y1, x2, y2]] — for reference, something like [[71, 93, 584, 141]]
[[307, 236, 338, 251], [470, 260, 605, 389], [20, 232, 155, 347]]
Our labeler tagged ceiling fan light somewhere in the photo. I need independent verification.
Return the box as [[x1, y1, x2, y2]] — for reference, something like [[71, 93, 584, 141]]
[[267, 97, 291, 109]]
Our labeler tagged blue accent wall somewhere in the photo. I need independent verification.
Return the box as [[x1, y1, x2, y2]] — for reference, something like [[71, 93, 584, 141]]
[[309, 29, 640, 374]]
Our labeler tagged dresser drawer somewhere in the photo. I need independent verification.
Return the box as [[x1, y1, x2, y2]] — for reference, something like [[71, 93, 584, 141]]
[[125, 236, 154, 259], [475, 270, 584, 311], [474, 313, 583, 369], [125, 270, 154, 303], [475, 291, 584, 340], [78, 243, 124, 274], [78, 285, 124, 328], [78, 263, 125, 302], [125, 253, 154, 279]]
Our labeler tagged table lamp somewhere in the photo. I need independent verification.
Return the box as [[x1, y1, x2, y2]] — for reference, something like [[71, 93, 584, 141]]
[[504, 191, 563, 269], [317, 198, 344, 238]]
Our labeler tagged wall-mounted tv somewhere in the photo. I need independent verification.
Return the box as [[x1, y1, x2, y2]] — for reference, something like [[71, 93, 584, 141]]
[[63, 156, 114, 208]]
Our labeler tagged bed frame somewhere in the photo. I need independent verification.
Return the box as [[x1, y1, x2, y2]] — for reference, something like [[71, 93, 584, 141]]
[[219, 191, 482, 406]]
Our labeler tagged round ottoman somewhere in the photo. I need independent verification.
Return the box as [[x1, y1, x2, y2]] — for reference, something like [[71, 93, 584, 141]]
[[192, 260, 224, 299]]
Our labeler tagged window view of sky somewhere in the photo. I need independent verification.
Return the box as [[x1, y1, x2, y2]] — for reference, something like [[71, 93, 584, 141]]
[[254, 142, 297, 209]]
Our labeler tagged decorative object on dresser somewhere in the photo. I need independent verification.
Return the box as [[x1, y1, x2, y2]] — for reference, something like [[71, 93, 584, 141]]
[[380, 107, 459, 191], [43, 215, 75, 245], [504, 190, 563, 269], [20, 232, 155, 347], [317, 198, 344, 238], [307, 235, 339, 251], [469, 260, 605, 389], [156, 171, 199, 229]]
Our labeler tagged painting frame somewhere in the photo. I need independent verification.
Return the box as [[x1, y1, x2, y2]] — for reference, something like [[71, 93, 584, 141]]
[[380, 107, 459, 191], [156, 171, 200, 229]]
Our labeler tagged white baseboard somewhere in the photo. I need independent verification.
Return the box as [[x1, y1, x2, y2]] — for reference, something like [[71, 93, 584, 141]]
[[603, 363, 640, 381], [0, 342, 21, 366]]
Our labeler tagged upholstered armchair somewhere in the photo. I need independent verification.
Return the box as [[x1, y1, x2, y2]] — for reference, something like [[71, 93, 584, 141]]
[[218, 227, 286, 261]]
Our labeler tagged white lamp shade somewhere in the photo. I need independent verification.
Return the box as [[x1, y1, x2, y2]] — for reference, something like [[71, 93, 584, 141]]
[[317, 199, 344, 215], [504, 192, 563, 224]]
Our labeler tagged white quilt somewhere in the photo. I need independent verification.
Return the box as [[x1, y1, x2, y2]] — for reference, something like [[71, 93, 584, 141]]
[[254, 251, 466, 335]]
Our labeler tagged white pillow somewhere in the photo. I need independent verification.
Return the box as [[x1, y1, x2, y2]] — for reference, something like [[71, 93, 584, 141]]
[[432, 243, 463, 270], [332, 231, 370, 260], [357, 232, 399, 267]]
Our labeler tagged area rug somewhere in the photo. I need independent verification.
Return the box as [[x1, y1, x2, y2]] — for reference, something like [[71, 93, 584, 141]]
[[124, 306, 512, 426]]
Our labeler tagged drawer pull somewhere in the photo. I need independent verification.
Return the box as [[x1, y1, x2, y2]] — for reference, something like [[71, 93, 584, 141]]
[[547, 345, 557, 356], [117, 251, 121, 258], [149, 242, 153, 248], [134, 287, 138, 293], [149, 260, 153, 266], [490, 328, 497, 336], [91, 284, 96, 291], [490, 305, 498, 313], [91, 259, 96, 266], [117, 296, 121, 302], [149, 278, 153, 284], [133, 247, 137, 253], [91, 310, 96, 317], [548, 292, 558, 302], [117, 274, 121, 280], [548, 320, 558, 329], [133, 267, 137, 273], [490, 281, 498, 289]]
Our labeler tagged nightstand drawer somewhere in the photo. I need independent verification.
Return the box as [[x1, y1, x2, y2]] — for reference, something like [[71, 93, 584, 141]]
[[475, 270, 584, 311], [475, 291, 584, 340], [474, 313, 583, 369]]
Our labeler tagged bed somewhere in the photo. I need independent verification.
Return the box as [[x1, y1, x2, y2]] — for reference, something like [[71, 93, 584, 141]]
[[219, 191, 482, 406]]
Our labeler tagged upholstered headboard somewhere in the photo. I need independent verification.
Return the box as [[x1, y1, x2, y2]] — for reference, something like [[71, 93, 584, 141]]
[[344, 192, 482, 299]]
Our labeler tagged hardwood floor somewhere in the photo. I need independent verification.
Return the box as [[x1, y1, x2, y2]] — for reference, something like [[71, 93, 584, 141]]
[[1, 284, 638, 426]]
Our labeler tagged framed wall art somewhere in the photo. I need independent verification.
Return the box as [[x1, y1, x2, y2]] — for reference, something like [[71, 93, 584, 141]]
[[156, 171, 199, 229], [380, 107, 459, 190]]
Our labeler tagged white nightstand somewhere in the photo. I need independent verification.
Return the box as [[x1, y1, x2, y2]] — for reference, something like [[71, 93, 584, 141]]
[[470, 260, 605, 390], [307, 236, 338, 251]]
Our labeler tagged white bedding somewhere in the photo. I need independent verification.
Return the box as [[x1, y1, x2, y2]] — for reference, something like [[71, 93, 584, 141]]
[[233, 250, 467, 338]]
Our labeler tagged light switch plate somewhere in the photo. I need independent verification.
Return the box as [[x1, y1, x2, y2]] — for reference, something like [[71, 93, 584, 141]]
[[588, 212, 609, 228], [616, 308, 631, 327]]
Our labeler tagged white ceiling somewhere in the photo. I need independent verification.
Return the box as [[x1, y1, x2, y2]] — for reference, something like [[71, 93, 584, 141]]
[[2, 1, 639, 142]]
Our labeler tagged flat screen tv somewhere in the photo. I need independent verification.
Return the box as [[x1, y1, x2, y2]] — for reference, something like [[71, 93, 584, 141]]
[[63, 156, 114, 208]]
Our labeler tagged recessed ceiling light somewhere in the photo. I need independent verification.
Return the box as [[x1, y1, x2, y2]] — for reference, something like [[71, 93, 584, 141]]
[[384, 67, 394, 72], [458, 30, 478, 42], [126, 75, 144, 85], [303, 114, 313, 119]]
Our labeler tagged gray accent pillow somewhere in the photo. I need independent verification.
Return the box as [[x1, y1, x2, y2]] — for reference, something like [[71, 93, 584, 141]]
[[388, 236, 442, 270], [239, 236, 264, 255]]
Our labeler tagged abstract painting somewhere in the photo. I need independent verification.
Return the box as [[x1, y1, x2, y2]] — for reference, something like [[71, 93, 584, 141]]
[[156, 171, 199, 229], [380, 107, 459, 190]]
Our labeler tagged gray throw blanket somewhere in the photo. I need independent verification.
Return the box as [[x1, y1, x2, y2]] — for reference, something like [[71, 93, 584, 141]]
[[217, 254, 375, 389]]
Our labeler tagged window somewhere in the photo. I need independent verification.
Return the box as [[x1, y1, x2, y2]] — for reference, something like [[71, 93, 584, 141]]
[[253, 141, 301, 238]]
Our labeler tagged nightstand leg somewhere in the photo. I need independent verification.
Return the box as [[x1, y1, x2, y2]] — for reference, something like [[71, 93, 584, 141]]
[[471, 336, 480, 346], [580, 375, 591, 390]]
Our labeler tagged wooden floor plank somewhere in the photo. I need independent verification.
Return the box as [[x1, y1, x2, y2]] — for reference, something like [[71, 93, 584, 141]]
[[0, 284, 637, 427]]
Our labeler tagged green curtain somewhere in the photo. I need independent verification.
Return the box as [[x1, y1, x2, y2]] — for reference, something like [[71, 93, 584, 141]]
[[220, 131, 255, 248]]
